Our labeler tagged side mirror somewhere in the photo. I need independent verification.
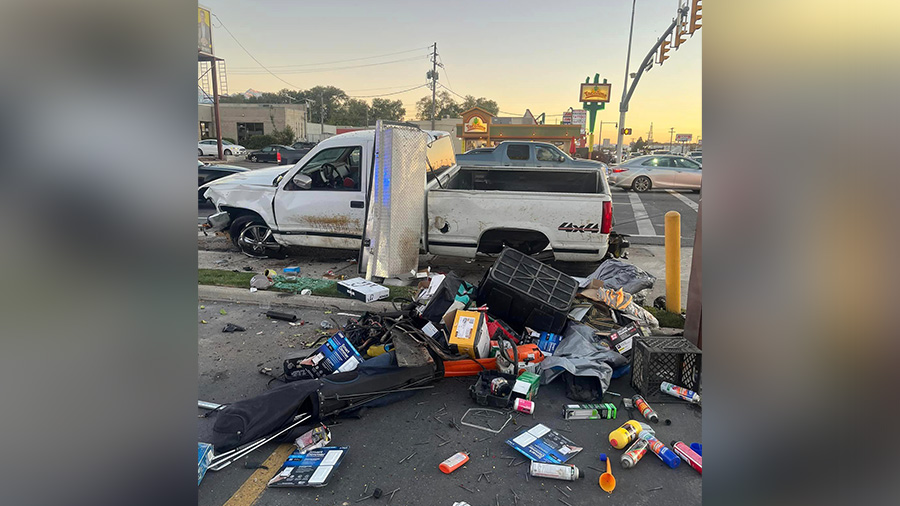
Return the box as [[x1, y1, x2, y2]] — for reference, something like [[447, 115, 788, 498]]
[[292, 174, 312, 190]]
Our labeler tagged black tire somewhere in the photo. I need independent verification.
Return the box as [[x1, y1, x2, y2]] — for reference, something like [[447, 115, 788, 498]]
[[250, 155, 258, 162], [198, 148, 203, 156], [632, 176, 652, 192], [229, 215, 284, 258], [223, 149, 232, 156]]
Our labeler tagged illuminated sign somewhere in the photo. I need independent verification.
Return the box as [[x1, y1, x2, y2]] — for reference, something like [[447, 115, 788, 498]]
[[579, 83, 611, 103], [675, 133, 693, 142], [199, 7, 213, 54], [465, 116, 488, 133]]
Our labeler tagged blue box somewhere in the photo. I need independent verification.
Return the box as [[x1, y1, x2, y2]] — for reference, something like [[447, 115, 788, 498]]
[[537, 332, 562, 355], [198, 442, 214, 485]]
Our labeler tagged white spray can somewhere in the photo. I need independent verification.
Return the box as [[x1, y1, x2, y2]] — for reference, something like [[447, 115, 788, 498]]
[[529, 461, 583, 481]]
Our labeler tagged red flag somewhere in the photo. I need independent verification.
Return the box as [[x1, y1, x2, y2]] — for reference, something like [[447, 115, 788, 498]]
[[569, 137, 577, 155]]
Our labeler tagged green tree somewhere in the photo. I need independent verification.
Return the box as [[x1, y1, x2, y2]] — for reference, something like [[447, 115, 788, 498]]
[[298, 85, 348, 124], [415, 90, 462, 121], [272, 125, 296, 145], [460, 95, 499, 115], [332, 98, 371, 126], [370, 98, 406, 121], [631, 136, 647, 152]]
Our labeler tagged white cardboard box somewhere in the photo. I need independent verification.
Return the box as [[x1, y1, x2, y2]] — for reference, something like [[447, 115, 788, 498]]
[[336, 277, 389, 303]]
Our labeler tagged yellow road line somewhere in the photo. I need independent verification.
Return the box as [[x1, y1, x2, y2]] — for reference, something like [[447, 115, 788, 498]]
[[222, 444, 294, 506]]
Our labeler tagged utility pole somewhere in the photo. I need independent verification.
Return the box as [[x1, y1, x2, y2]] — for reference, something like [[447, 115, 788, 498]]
[[669, 127, 675, 151], [430, 42, 438, 130], [319, 90, 324, 140], [616, 4, 690, 164], [648, 122, 654, 142], [616, 0, 637, 165]]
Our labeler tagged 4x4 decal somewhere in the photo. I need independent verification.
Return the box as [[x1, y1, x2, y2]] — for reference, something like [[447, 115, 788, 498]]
[[558, 222, 599, 233]]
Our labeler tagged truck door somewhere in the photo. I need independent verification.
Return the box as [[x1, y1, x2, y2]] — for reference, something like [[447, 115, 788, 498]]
[[672, 156, 702, 189], [271, 143, 368, 249], [504, 143, 532, 166]]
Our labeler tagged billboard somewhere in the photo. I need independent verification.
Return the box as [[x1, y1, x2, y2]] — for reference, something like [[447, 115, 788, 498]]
[[675, 133, 693, 142], [561, 111, 573, 125], [199, 7, 213, 54], [571, 109, 587, 134], [579, 83, 611, 103]]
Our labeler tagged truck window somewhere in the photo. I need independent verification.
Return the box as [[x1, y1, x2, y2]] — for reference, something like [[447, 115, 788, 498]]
[[506, 144, 529, 161], [287, 146, 362, 191], [535, 146, 557, 162]]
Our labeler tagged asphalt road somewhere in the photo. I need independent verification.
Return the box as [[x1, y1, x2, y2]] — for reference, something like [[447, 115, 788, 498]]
[[198, 301, 702, 506]]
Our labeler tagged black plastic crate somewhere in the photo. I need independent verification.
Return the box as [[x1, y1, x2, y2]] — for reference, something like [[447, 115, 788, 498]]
[[630, 336, 702, 402], [469, 370, 518, 408], [476, 248, 579, 333]]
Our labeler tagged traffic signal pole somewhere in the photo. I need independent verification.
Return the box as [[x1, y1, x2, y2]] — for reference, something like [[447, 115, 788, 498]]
[[616, 6, 688, 165]]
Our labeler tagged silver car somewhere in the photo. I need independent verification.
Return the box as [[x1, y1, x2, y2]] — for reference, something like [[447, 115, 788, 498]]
[[608, 154, 702, 192]]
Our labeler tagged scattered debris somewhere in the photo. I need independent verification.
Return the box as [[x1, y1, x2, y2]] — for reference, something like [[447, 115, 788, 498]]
[[222, 323, 245, 333]]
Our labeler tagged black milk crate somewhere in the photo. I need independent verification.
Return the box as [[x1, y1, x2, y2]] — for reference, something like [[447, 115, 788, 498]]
[[630, 336, 701, 402], [476, 247, 579, 334]]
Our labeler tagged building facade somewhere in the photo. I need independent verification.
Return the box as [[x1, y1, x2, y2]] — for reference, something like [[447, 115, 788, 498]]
[[198, 103, 307, 143]]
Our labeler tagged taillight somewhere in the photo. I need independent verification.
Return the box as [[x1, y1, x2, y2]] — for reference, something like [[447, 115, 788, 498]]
[[601, 200, 612, 234], [277, 152, 282, 162], [612, 168, 628, 173]]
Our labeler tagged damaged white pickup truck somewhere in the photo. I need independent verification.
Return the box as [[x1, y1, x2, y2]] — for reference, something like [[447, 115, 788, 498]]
[[201, 125, 613, 263]]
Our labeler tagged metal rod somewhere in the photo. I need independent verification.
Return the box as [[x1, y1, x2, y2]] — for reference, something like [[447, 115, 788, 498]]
[[199, 400, 223, 410], [209, 414, 311, 471]]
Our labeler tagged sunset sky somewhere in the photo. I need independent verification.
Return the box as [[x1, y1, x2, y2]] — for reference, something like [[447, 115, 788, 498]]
[[202, 0, 701, 145]]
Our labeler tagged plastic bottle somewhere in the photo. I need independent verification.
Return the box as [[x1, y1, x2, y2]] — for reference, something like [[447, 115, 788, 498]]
[[690, 442, 702, 456], [671, 441, 702, 474], [439, 452, 469, 474], [660, 381, 701, 404], [620, 437, 650, 468], [608, 420, 643, 449], [529, 461, 582, 481], [639, 432, 681, 469], [632, 395, 659, 423], [366, 344, 393, 357]]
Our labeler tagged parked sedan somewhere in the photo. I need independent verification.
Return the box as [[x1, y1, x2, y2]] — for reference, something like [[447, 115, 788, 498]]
[[198, 139, 246, 157], [608, 154, 702, 192], [246, 145, 301, 163], [198, 161, 249, 202]]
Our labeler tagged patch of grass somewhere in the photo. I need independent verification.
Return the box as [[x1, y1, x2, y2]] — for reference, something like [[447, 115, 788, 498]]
[[198, 269, 417, 302], [198, 268, 255, 287], [643, 305, 686, 329]]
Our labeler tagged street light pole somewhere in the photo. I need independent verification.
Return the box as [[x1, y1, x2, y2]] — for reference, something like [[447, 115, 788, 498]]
[[616, 0, 637, 165], [598, 121, 618, 155]]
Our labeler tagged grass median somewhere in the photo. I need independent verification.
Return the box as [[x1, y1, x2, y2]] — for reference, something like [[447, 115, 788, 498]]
[[198, 268, 417, 301]]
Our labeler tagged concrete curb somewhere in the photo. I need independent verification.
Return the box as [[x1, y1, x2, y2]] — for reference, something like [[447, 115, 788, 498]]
[[198, 284, 398, 313]]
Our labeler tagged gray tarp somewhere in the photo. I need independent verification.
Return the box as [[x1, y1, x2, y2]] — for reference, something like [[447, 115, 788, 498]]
[[537, 322, 629, 392], [578, 258, 656, 294]]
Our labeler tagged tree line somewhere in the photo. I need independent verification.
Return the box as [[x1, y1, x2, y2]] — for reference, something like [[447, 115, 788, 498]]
[[218, 86, 502, 125], [219, 86, 406, 127]]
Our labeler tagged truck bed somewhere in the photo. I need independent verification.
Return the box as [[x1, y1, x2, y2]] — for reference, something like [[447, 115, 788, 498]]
[[426, 166, 611, 262]]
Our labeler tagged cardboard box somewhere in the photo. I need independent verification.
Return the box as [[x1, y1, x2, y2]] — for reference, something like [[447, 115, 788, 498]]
[[284, 332, 364, 379], [511, 371, 541, 401], [505, 424, 583, 464], [601, 320, 649, 357], [537, 332, 562, 355], [267, 447, 349, 488], [198, 442, 214, 486], [450, 310, 490, 359], [336, 277, 389, 303]]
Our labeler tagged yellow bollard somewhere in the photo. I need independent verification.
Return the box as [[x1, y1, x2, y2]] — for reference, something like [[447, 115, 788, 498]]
[[665, 211, 681, 314], [587, 132, 595, 159]]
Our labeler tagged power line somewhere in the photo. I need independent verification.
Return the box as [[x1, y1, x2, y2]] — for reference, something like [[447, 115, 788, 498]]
[[343, 83, 424, 93], [228, 55, 428, 75], [211, 14, 304, 89], [228, 46, 431, 70], [437, 53, 452, 91], [348, 83, 430, 99]]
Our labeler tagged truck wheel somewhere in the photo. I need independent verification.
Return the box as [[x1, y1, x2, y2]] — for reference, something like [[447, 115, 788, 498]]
[[632, 176, 652, 192], [230, 215, 284, 258]]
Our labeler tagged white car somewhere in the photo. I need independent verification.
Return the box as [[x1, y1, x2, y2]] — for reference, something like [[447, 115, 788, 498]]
[[198, 139, 245, 157]]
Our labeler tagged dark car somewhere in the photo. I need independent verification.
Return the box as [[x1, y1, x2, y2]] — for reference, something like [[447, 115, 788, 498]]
[[291, 141, 317, 151], [198, 161, 249, 203], [246, 144, 304, 164]]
